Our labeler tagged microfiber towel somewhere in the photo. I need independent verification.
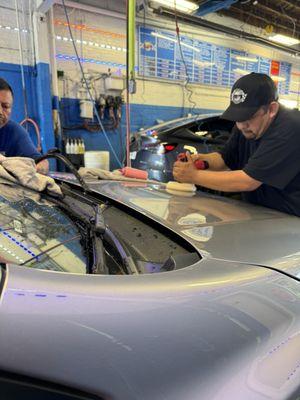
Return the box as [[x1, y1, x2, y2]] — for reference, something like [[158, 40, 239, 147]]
[[78, 167, 161, 184], [0, 156, 62, 196]]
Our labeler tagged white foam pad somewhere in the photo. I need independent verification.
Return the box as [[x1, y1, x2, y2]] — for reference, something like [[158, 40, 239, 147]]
[[166, 181, 196, 192]]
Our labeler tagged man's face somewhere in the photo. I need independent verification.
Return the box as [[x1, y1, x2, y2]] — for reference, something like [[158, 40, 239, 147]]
[[0, 90, 13, 128], [236, 105, 272, 140]]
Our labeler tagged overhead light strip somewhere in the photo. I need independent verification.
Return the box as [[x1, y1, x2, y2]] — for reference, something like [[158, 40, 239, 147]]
[[0, 24, 27, 33], [54, 20, 126, 39], [56, 35, 126, 52], [235, 55, 258, 62], [151, 32, 200, 52], [268, 34, 300, 46], [150, 0, 198, 14], [153, 8, 300, 57], [193, 60, 215, 67]]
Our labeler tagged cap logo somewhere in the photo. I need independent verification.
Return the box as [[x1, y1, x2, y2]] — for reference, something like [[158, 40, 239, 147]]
[[231, 88, 247, 104]]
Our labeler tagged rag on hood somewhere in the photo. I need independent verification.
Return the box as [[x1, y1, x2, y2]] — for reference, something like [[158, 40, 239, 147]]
[[0, 156, 62, 196], [78, 167, 160, 184]]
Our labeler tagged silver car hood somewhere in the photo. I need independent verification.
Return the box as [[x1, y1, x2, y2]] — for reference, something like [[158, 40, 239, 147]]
[[1, 257, 300, 400], [86, 180, 300, 273], [1, 177, 300, 399]]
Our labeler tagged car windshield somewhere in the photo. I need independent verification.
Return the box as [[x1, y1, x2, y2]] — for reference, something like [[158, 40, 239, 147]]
[[0, 184, 86, 273], [0, 182, 199, 274]]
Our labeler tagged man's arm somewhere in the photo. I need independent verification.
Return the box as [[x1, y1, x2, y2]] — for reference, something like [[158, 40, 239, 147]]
[[36, 159, 49, 175], [191, 152, 228, 171], [173, 153, 261, 192]]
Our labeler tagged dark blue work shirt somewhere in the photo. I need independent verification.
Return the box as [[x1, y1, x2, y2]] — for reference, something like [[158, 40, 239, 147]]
[[0, 120, 41, 159]]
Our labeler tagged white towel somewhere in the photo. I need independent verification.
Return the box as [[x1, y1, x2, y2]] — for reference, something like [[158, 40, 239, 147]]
[[0, 156, 62, 196], [78, 167, 161, 184]]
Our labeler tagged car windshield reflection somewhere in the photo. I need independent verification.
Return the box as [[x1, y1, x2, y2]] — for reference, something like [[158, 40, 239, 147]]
[[0, 182, 200, 275]]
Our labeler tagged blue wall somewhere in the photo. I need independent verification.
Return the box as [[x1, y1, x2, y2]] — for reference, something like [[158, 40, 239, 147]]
[[0, 60, 221, 171], [0, 61, 54, 155], [60, 97, 220, 169]]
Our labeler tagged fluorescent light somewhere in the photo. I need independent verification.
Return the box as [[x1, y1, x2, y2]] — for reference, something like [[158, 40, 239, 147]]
[[150, 0, 198, 14], [55, 36, 126, 52], [279, 99, 298, 109], [151, 31, 200, 52], [151, 32, 177, 43], [235, 55, 258, 62], [182, 42, 200, 52], [269, 34, 300, 46], [194, 60, 215, 67], [270, 75, 286, 82], [233, 68, 249, 75]]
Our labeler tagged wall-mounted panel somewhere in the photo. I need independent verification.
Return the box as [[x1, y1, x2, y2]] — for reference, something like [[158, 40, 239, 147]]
[[138, 26, 292, 95]]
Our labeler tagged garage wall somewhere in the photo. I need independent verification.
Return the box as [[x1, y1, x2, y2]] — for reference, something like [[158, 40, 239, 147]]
[[54, 2, 300, 127], [0, 0, 54, 153]]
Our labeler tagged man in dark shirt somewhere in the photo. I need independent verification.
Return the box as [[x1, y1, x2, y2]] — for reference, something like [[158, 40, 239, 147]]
[[173, 72, 300, 216], [0, 77, 48, 174]]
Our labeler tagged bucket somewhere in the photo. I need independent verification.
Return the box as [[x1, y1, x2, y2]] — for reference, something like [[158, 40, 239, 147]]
[[84, 151, 110, 170]]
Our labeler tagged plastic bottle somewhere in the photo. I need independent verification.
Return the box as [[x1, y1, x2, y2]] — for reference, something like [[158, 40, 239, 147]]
[[74, 139, 79, 155], [81, 138, 85, 154], [65, 138, 70, 154], [70, 139, 75, 154]]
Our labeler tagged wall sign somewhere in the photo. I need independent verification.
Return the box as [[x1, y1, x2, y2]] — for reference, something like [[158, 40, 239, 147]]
[[138, 26, 291, 95]]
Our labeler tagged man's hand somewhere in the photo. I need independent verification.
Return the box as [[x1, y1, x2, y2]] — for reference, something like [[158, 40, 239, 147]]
[[36, 159, 49, 175], [173, 152, 197, 183], [190, 153, 202, 162]]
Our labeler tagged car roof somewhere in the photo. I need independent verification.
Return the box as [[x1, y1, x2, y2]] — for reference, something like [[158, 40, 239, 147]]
[[136, 113, 221, 135]]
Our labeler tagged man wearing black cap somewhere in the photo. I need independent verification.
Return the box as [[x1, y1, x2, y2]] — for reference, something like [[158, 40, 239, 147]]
[[173, 72, 300, 216]]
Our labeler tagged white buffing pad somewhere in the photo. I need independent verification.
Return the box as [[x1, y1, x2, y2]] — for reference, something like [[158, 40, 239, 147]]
[[166, 181, 196, 192]]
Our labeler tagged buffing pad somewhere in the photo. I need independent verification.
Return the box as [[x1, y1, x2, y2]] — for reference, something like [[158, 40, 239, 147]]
[[165, 181, 196, 192]]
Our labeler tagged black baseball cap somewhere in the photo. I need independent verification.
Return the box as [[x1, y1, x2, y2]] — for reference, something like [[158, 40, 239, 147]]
[[222, 72, 278, 122]]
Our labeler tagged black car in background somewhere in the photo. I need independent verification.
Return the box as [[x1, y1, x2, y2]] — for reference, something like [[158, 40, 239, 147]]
[[130, 114, 234, 182]]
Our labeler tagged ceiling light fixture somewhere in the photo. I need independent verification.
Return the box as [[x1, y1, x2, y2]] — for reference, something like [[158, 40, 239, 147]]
[[269, 34, 300, 46], [149, 0, 198, 14]]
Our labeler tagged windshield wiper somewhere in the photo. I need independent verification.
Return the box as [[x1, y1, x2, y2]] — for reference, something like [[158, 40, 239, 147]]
[[104, 228, 139, 275], [87, 204, 107, 274], [35, 149, 89, 192], [38, 184, 139, 275]]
